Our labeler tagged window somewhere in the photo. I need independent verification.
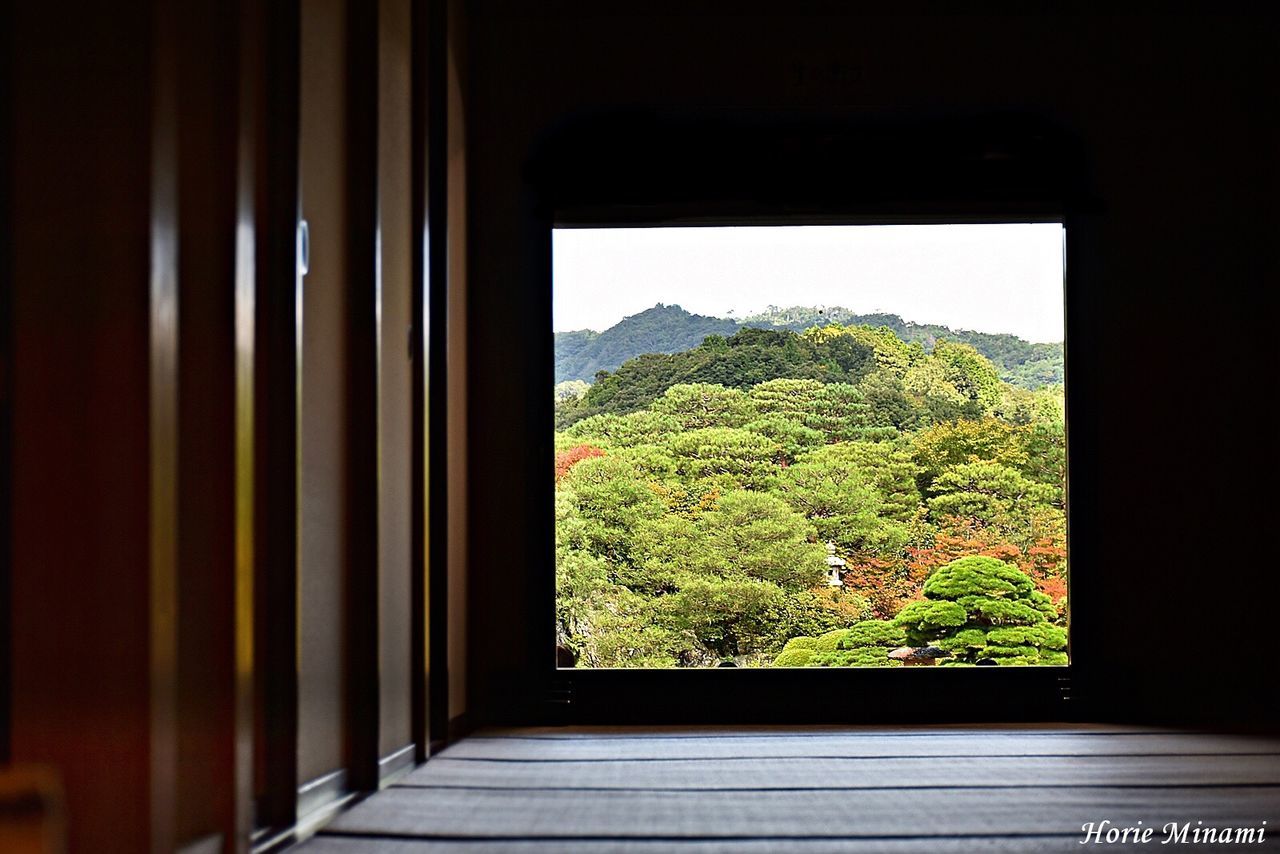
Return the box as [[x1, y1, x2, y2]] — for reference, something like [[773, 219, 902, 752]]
[[553, 223, 1068, 670]]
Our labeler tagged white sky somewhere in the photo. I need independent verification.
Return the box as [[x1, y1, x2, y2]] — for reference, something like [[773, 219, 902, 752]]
[[553, 223, 1065, 343]]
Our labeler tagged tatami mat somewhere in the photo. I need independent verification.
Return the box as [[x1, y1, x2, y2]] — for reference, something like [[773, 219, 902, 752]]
[[299, 725, 1280, 852]]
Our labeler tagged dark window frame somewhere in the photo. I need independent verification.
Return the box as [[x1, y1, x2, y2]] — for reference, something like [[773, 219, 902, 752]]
[[527, 111, 1098, 724]]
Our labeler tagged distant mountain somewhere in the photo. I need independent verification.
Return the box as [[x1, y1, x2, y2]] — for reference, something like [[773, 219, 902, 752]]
[[554, 304, 1063, 390], [740, 306, 1064, 389], [555, 304, 740, 383]]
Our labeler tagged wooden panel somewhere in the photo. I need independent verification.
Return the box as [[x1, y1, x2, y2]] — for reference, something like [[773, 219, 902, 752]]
[[423, 0, 452, 756], [377, 0, 415, 760], [234, 0, 281, 842], [444, 2, 469, 728], [410, 0, 439, 762], [344, 0, 382, 794], [151, 0, 182, 847], [0, 0, 12, 770], [174, 0, 241, 845], [10, 4, 166, 850], [298, 0, 352, 790], [251, 0, 303, 831]]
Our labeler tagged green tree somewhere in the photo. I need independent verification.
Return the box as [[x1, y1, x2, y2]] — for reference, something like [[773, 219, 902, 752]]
[[748, 377, 828, 420], [664, 427, 781, 490], [556, 488, 681, 667], [903, 358, 975, 422], [933, 340, 1003, 413], [567, 326, 877, 425], [910, 417, 1029, 493], [857, 369, 924, 430], [804, 324, 922, 377], [1015, 391, 1067, 497], [807, 383, 872, 442], [776, 445, 891, 553], [620, 514, 699, 594], [562, 410, 685, 449], [748, 378, 871, 441], [826, 441, 924, 523], [563, 453, 666, 562], [773, 642, 817, 667], [743, 415, 825, 464], [659, 574, 788, 662], [927, 461, 1057, 533], [771, 619, 908, 667], [650, 382, 757, 429], [893, 556, 1066, 665], [554, 379, 591, 402], [697, 490, 825, 589]]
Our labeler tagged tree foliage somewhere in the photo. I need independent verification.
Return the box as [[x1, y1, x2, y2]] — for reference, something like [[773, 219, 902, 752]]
[[555, 308, 1068, 668], [893, 556, 1067, 665], [772, 619, 909, 667]]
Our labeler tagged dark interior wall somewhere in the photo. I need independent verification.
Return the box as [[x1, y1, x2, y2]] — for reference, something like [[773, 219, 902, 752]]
[[8, 2, 257, 848], [10, 4, 157, 850], [461, 4, 1278, 728], [4, 0, 432, 845]]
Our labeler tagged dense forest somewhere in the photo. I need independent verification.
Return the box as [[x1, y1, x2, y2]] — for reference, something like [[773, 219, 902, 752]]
[[554, 316, 1067, 668], [555, 303, 1064, 390]]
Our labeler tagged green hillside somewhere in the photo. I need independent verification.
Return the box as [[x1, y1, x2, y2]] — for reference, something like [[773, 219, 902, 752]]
[[555, 304, 1063, 389], [554, 321, 1068, 668], [555, 304, 740, 383]]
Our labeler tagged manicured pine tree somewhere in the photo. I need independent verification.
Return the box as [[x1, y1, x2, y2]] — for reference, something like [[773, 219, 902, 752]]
[[893, 555, 1067, 665]]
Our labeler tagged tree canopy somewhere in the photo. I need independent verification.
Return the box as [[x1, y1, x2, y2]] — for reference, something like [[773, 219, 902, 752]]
[[555, 309, 1068, 669]]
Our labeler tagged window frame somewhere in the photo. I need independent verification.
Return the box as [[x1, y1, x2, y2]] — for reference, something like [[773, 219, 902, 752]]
[[529, 112, 1096, 724]]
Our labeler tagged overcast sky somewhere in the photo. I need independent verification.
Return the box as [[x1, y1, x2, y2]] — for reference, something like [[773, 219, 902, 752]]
[[553, 223, 1065, 343]]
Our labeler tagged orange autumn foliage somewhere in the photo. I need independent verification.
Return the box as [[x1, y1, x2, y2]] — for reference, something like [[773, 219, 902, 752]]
[[917, 523, 1068, 600], [1036, 575, 1068, 602], [555, 444, 605, 481], [841, 556, 930, 620], [840, 527, 1068, 619]]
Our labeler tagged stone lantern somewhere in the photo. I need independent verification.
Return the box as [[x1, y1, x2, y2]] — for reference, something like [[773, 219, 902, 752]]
[[825, 541, 845, 587]]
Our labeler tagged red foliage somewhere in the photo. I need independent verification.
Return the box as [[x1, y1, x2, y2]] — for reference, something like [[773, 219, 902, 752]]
[[1024, 539, 1068, 582], [916, 527, 1064, 579], [555, 444, 605, 482], [1036, 575, 1068, 602], [841, 556, 930, 620], [841, 527, 1069, 619]]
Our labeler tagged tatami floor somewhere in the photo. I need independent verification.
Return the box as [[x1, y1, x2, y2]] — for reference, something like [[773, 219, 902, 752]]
[[299, 725, 1280, 852]]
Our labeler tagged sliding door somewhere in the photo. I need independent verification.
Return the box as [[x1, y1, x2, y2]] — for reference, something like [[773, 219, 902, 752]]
[[297, 0, 351, 810]]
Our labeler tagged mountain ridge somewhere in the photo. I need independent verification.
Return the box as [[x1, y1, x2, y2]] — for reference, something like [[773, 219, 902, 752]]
[[555, 303, 1063, 390]]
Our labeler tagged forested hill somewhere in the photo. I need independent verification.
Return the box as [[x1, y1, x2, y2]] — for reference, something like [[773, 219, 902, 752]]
[[555, 304, 1063, 389], [555, 304, 740, 384]]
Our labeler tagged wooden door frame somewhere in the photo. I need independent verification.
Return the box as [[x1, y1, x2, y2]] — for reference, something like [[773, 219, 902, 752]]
[[517, 110, 1095, 726]]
